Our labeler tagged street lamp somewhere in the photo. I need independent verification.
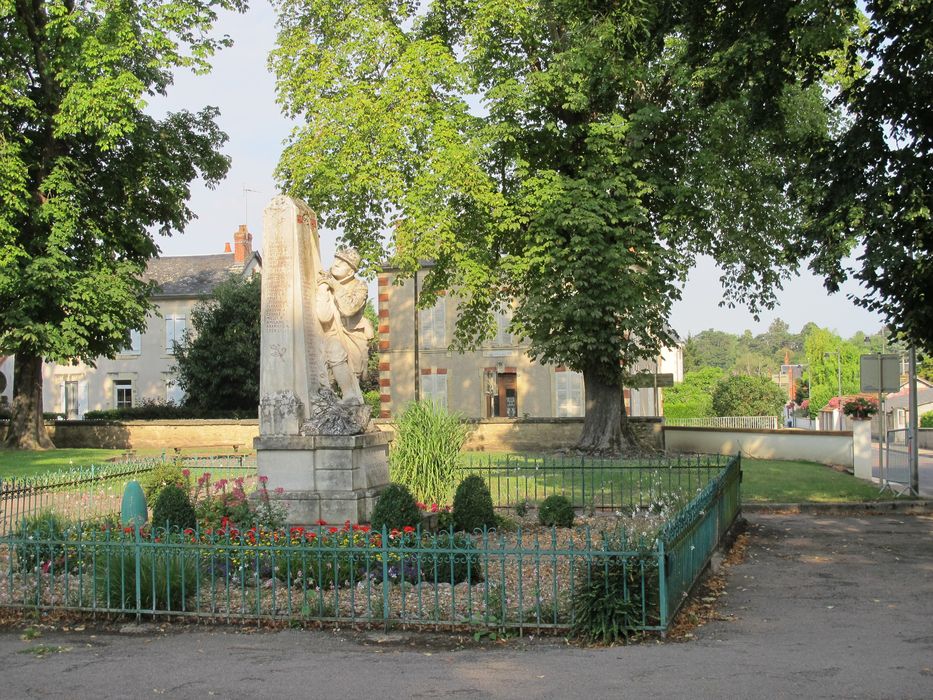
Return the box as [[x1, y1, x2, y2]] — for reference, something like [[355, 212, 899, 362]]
[[824, 351, 843, 430]]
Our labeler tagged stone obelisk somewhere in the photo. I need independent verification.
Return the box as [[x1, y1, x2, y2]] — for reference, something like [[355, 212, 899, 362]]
[[258, 195, 328, 435], [254, 195, 388, 525]]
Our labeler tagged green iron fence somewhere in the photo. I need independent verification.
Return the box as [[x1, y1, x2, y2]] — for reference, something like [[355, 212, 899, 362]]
[[0, 456, 258, 536], [0, 454, 741, 634], [458, 453, 732, 512]]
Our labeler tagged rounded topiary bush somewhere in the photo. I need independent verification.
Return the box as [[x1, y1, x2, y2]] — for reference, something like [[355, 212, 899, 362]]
[[151, 483, 197, 531], [538, 495, 575, 528], [370, 483, 422, 532], [141, 462, 186, 502], [452, 475, 496, 533]]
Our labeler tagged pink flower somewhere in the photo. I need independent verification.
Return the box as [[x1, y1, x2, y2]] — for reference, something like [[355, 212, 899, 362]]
[[259, 475, 269, 485], [431, 504, 439, 513], [181, 469, 190, 478], [274, 487, 285, 495]]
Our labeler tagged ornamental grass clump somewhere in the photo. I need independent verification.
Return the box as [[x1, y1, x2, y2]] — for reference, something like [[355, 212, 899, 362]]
[[538, 495, 575, 528], [94, 538, 198, 612], [572, 542, 659, 644], [452, 475, 496, 533], [389, 400, 469, 504], [370, 483, 422, 532]]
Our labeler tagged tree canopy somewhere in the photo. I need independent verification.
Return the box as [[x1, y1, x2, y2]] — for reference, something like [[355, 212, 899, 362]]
[[0, 0, 246, 448], [711, 374, 786, 418], [174, 275, 262, 413], [272, 0, 855, 452], [806, 0, 933, 353]]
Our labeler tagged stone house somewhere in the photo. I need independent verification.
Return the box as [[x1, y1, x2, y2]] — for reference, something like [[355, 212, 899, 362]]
[[39, 226, 260, 418], [376, 265, 683, 420]]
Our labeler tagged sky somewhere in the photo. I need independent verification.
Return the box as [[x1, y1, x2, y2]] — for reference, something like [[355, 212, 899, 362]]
[[151, 2, 887, 342]]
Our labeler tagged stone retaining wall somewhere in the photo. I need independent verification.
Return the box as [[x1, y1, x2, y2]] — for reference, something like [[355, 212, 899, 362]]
[[26, 416, 664, 452]]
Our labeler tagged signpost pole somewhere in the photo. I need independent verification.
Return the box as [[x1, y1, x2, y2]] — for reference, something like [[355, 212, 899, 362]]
[[908, 347, 920, 496]]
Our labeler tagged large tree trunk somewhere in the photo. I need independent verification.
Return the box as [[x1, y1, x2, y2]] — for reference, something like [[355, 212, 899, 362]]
[[575, 368, 640, 455], [3, 352, 54, 450]]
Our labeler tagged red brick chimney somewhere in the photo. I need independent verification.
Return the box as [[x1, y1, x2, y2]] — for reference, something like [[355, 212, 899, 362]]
[[233, 225, 252, 265]]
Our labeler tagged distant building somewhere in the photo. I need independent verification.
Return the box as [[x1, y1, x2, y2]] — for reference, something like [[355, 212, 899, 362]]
[[376, 265, 683, 420], [36, 226, 260, 417]]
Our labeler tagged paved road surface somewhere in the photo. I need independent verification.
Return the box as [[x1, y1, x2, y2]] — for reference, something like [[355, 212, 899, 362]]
[[3, 513, 932, 699]]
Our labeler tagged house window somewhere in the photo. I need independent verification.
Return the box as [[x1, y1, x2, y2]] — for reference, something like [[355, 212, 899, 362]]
[[164, 374, 185, 406], [123, 329, 141, 355], [165, 315, 186, 354], [419, 300, 446, 349], [114, 379, 134, 409], [555, 371, 585, 417], [491, 310, 511, 346], [421, 373, 448, 408]]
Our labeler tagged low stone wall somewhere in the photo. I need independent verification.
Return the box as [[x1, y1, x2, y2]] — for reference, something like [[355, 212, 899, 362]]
[[42, 419, 259, 450], [663, 426, 857, 468], [919, 429, 933, 451], [33, 416, 665, 453]]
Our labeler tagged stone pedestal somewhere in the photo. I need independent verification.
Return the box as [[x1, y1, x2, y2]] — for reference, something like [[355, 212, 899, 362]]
[[852, 419, 873, 481], [255, 431, 389, 525]]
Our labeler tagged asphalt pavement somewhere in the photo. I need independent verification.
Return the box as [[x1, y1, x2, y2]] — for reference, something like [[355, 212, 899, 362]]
[[2, 512, 932, 699]]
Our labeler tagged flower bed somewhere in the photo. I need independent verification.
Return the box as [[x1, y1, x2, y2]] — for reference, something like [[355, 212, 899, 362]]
[[0, 454, 742, 637]]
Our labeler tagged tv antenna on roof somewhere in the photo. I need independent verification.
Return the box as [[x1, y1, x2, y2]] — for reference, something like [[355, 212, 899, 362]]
[[243, 186, 261, 228]]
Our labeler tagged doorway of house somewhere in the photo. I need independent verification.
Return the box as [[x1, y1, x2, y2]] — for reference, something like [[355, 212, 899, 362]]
[[486, 371, 518, 418]]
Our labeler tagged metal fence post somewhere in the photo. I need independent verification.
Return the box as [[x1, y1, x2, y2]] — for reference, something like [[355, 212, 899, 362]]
[[134, 525, 142, 621], [657, 539, 668, 630], [381, 525, 390, 630]]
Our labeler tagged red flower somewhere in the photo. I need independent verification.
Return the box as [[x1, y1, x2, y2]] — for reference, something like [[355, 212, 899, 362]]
[[402, 525, 415, 534], [431, 504, 439, 513], [359, 524, 371, 533], [315, 519, 328, 526], [305, 531, 317, 541], [328, 526, 339, 534]]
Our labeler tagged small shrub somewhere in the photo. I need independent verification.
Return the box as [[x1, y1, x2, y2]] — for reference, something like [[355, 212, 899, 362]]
[[141, 463, 186, 502], [452, 475, 496, 533], [538, 495, 575, 528], [514, 500, 530, 518], [919, 410, 933, 428], [389, 401, 470, 504], [370, 483, 422, 532], [151, 484, 197, 531]]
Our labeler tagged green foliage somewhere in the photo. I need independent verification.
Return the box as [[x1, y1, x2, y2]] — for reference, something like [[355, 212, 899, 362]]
[[711, 375, 786, 418], [920, 412, 933, 429], [140, 463, 186, 502], [271, 0, 849, 449], [364, 390, 381, 418], [663, 367, 725, 419], [684, 331, 740, 372], [572, 550, 656, 644], [95, 543, 198, 612], [84, 401, 252, 421], [12, 512, 73, 573], [151, 484, 197, 532], [843, 397, 878, 420], [370, 483, 422, 532], [389, 401, 469, 504], [805, 1, 933, 353], [537, 495, 575, 528], [174, 275, 261, 412], [0, 0, 247, 446], [452, 475, 496, 533]]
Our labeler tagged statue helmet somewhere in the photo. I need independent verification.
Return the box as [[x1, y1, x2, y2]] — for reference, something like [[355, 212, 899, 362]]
[[334, 247, 362, 271]]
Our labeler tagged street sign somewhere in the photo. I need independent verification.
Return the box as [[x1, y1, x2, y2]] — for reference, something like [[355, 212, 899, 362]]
[[623, 372, 675, 389], [860, 354, 901, 393]]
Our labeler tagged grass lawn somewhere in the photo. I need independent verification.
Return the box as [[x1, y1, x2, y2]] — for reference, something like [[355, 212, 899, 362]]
[[0, 448, 126, 479], [740, 458, 888, 503]]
